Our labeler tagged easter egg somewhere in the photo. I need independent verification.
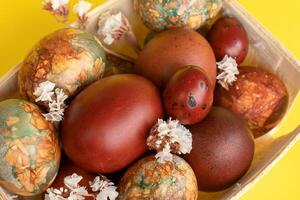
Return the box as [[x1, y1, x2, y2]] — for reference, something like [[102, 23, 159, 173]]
[[207, 16, 249, 64], [184, 107, 254, 191], [0, 99, 60, 196], [18, 28, 107, 109], [134, 0, 223, 32], [215, 67, 288, 137], [164, 66, 214, 125], [118, 155, 198, 200], [136, 27, 216, 88], [62, 74, 163, 173]]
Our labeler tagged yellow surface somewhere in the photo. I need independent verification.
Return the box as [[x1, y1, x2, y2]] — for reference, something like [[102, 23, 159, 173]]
[[0, 0, 299, 199]]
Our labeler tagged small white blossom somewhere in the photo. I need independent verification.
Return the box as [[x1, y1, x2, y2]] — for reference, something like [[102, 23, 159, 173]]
[[45, 188, 67, 200], [147, 118, 192, 163], [50, 0, 69, 10], [7, 194, 18, 200], [96, 186, 118, 200], [98, 12, 129, 45], [155, 144, 173, 163], [34, 81, 68, 122], [46, 173, 118, 200], [34, 81, 56, 102], [73, 0, 92, 17], [55, 88, 68, 104], [90, 175, 118, 200], [216, 55, 239, 90], [64, 173, 83, 189]]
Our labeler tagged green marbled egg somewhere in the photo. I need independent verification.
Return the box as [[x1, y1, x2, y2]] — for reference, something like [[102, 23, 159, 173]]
[[18, 28, 107, 108], [0, 99, 60, 196], [134, 0, 223, 32], [118, 155, 198, 200]]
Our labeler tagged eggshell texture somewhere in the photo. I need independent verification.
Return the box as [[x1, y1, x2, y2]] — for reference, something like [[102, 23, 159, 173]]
[[215, 66, 288, 137], [184, 107, 254, 191], [164, 66, 214, 125], [0, 99, 60, 196], [136, 27, 216, 88], [62, 74, 163, 173], [118, 155, 198, 200], [207, 16, 249, 64], [134, 0, 223, 32], [18, 28, 107, 109]]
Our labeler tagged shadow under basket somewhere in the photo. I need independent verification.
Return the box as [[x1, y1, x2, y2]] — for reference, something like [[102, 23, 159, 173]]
[[1, 0, 300, 199]]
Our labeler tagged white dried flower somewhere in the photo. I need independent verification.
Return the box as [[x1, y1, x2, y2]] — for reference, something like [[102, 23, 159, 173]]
[[216, 55, 239, 90], [147, 118, 193, 163], [43, 112, 63, 122], [7, 194, 18, 200], [46, 173, 118, 200], [42, 0, 69, 18], [45, 188, 66, 200], [97, 12, 123, 45], [34, 81, 56, 102], [51, 0, 69, 10], [98, 12, 130, 45], [96, 186, 118, 200], [73, 0, 92, 17], [155, 144, 173, 163], [34, 81, 68, 122], [90, 175, 118, 200]]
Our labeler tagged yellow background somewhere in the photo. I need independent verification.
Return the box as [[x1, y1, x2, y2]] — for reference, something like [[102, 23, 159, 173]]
[[0, 0, 299, 199]]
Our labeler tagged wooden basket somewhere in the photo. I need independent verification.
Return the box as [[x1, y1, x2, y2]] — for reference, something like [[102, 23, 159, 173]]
[[1, 0, 300, 199]]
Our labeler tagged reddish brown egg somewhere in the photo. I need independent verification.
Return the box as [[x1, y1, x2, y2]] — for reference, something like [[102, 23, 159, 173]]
[[215, 66, 288, 137], [62, 74, 163, 173], [163, 66, 213, 125], [136, 27, 216, 88], [184, 107, 254, 191], [207, 16, 249, 64]]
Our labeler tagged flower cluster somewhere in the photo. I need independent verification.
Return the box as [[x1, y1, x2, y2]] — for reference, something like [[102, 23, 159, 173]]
[[216, 55, 239, 90], [98, 12, 129, 45], [43, 0, 69, 22], [7, 194, 18, 200], [42, 0, 92, 28], [147, 118, 193, 163], [34, 81, 68, 122], [90, 175, 118, 200], [98, 11, 141, 53], [73, 0, 92, 29], [45, 173, 118, 200]]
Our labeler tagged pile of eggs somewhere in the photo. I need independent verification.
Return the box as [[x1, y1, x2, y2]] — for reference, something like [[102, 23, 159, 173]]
[[0, 0, 289, 199]]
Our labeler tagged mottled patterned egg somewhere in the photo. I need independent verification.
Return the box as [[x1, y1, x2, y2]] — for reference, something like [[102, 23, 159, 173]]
[[118, 155, 198, 200], [134, 0, 223, 32], [18, 28, 107, 107], [0, 99, 61, 196]]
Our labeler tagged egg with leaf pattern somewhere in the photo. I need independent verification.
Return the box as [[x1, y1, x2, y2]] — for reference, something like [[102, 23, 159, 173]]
[[118, 155, 198, 200], [18, 28, 107, 109], [0, 99, 60, 196], [134, 0, 223, 32]]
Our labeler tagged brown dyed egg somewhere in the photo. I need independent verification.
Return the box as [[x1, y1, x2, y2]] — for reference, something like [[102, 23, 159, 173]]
[[207, 16, 249, 64], [184, 107, 254, 191], [62, 74, 163, 173], [136, 27, 216, 88], [164, 66, 214, 125], [118, 155, 198, 200], [215, 66, 288, 137], [18, 28, 107, 109]]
